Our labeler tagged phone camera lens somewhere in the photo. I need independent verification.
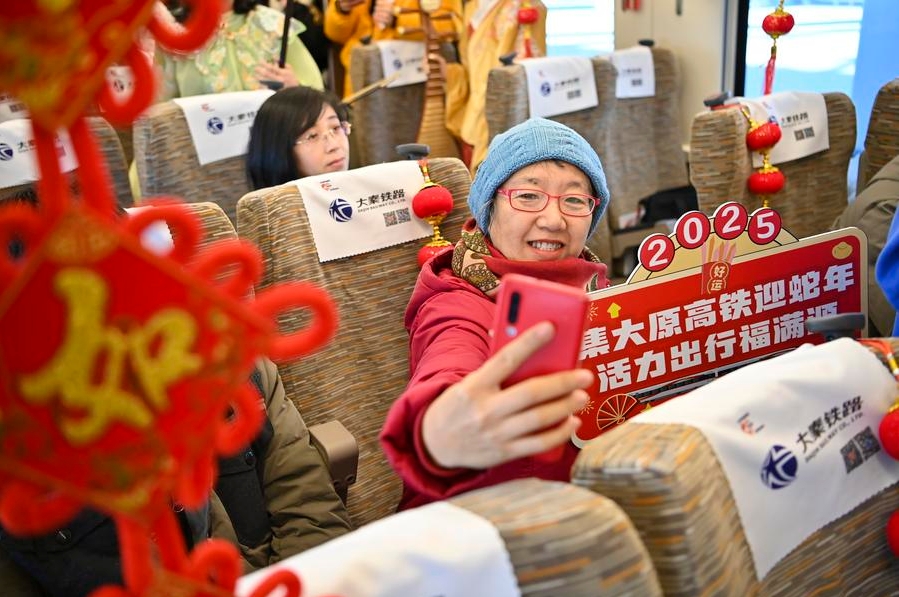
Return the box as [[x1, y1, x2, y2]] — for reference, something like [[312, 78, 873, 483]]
[[508, 292, 520, 324]]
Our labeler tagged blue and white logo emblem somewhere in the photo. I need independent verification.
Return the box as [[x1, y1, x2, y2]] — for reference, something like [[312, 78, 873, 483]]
[[206, 117, 224, 135], [393, 58, 403, 71], [0, 143, 13, 161], [328, 198, 353, 222], [760, 444, 798, 490], [540, 81, 552, 97]]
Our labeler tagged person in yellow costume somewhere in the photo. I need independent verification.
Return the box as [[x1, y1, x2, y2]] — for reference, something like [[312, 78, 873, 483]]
[[324, 0, 462, 98], [444, 0, 547, 169]]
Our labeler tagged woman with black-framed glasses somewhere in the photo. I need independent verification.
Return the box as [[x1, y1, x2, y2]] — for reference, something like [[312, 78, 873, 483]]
[[381, 117, 612, 510], [246, 86, 351, 190]]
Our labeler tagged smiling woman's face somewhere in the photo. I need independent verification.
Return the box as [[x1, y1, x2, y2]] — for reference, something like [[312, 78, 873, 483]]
[[292, 104, 350, 177], [487, 160, 593, 261]]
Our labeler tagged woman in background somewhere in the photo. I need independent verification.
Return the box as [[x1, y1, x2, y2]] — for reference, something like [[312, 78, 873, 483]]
[[246, 86, 351, 189], [156, 0, 324, 100]]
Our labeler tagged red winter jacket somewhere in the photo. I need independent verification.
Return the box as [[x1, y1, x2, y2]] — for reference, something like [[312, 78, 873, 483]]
[[379, 249, 580, 510]]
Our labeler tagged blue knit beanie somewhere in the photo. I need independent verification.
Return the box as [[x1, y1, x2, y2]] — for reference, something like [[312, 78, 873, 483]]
[[468, 117, 610, 238]]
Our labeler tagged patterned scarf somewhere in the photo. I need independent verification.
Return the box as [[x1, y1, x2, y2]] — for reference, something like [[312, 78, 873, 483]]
[[451, 219, 608, 297]]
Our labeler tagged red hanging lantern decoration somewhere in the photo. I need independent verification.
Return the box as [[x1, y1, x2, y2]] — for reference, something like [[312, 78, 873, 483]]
[[518, 3, 539, 25], [737, 1, 794, 209], [761, 1, 794, 95], [747, 165, 785, 196], [741, 106, 785, 208], [517, 0, 539, 58], [412, 158, 454, 267], [745, 121, 782, 152]]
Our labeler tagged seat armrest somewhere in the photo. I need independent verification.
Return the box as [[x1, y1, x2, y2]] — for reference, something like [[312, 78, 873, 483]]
[[309, 420, 358, 505]]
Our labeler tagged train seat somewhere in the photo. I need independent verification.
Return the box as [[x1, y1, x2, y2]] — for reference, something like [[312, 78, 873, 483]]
[[238, 478, 662, 597], [178, 201, 242, 248], [348, 42, 459, 168], [572, 337, 899, 596], [0, 116, 133, 209], [348, 43, 424, 169], [689, 91, 856, 241], [858, 77, 899, 192], [235, 157, 472, 527], [485, 47, 691, 278], [135, 200, 360, 497], [133, 97, 253, 223]]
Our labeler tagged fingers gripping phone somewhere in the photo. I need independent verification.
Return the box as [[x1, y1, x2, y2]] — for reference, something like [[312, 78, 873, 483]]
[[489, 273, 590, 388]]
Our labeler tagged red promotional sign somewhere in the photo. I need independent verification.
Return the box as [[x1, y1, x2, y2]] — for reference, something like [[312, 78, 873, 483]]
[[573, 209, 866, 447]]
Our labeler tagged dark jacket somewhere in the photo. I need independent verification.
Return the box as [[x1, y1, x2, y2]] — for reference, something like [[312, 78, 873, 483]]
[[210, 357, 352, 573], [0, 358, 352, 596]]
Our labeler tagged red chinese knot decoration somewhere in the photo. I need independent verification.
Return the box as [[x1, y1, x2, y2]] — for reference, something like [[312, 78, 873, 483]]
[[0, 2, 340, 596]]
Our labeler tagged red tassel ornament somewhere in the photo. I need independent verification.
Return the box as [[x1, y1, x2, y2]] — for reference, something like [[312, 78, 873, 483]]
[[517, 0, 538, 58], [737, 1, 793, 208], [760, 1, 794, 95]]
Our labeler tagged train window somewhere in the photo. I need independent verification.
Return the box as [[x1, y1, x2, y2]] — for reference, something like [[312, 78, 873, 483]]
[[544, 0, 615, 57], [737, 0, 898, 197], [741, 0, 863, 98]]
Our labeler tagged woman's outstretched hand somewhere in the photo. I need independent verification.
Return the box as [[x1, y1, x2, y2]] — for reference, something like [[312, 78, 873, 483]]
[[421, 322, 592, 470]]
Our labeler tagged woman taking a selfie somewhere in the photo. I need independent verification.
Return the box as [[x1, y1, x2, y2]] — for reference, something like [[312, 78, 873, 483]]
[[380, 117, 611, 509], [245, 86, 351, 189]]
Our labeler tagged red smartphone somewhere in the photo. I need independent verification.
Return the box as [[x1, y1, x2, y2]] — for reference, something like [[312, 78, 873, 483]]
[[489, 274, 590, 462], [489, 273, 590, 388]]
